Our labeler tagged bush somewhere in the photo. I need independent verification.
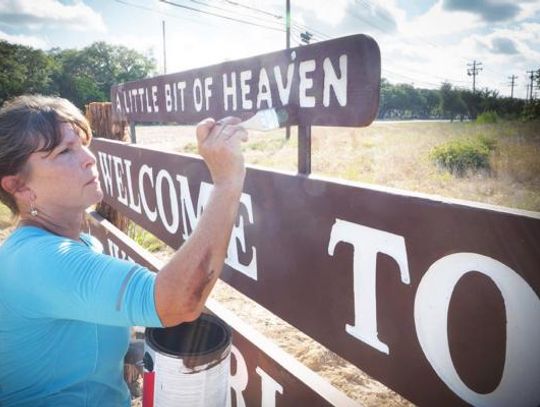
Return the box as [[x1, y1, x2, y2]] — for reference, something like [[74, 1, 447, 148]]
[[476, 111, 500, 124], [522, 100, 540, 121], [430, 137, 495, 176]]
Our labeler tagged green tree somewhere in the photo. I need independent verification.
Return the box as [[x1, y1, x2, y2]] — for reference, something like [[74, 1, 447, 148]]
[[50, 42, 156, 108], [0, 41, 57, 106], [439, 82, 466, 121]]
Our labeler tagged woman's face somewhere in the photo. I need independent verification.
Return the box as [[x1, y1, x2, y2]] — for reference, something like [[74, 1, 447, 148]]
[[24, 123, 103, 213]]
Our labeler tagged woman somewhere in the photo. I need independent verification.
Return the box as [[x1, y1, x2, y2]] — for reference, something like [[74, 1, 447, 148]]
[[0, 95, 248, 405]]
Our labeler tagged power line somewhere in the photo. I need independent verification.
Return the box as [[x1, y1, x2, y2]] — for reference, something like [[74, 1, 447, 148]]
[[188, 0, 285, 27], [220, 0, 283, 20], [158, 0, 285, 32], [113, 0, 204, 25]]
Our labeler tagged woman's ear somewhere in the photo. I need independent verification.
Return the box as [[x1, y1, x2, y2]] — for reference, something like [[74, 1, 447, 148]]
[[1, 175, 33, 202]]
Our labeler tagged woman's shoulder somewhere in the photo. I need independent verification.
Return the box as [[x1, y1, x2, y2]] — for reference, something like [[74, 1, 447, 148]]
[[0, 226, 90, 257]]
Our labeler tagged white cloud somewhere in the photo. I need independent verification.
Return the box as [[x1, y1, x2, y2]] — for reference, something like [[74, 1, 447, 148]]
[[0, 30, 48, 48], [294, 0, 349, 26], [401, 1, 480, 37], [0, 0, 106, 32]]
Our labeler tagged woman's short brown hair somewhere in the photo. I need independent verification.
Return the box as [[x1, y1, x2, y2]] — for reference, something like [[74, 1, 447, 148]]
[[0, 95, 93, 215]]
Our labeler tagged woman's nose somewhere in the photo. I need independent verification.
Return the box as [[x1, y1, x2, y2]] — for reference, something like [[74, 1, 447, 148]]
[[82, 146, 97, 168]]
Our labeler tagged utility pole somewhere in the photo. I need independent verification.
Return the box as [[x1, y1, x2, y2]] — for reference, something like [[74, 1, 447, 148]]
[[467, 60, 483, 93], [508, 75, 517, 98], [162, 20, 167, 75], [286, 0, 290, 49], [285, 0, 290, 140], [527, 70, 535, 101]]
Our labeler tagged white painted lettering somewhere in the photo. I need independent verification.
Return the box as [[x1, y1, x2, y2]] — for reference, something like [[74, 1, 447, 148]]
[[112, 155, 129, 206], [256, 68, 272, 109], [97, 152, 114, 195], [229, 345, 248, 407], [323, 54, 347, 107], [299, 59, 316, 107], [415, 253, 540, 407], [193, 78, 203, 112], [225, 192, 257, 280], [256, 367, 284, 406], [328, 219, 410, 354], [155, 170, 179, 234], [139, 164, 157, 222], [223, 72, 238, 111], [204, 77, 213, 111], [240, 70, 253, 110], [123, 159, 142, 214]]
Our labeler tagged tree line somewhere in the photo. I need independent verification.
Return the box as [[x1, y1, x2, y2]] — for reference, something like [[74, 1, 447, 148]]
[[0, 40, 155, 109], [1, 40, 539, 120], [378, 78, 539, 121]]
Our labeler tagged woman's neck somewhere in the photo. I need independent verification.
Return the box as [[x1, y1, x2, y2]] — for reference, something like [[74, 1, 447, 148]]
[[19, 210, 84, 241]]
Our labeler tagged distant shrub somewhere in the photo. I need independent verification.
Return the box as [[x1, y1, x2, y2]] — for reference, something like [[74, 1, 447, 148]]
[[476, 111, 500, 124], [430, 137, 495, 175], [477, 134, 497, 151]]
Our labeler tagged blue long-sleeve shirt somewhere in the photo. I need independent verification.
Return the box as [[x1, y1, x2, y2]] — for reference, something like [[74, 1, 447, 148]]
[[0, 226, 163, 406]]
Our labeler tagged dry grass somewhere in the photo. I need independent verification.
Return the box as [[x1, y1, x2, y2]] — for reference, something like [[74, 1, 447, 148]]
[[229, 120, 539, 212]]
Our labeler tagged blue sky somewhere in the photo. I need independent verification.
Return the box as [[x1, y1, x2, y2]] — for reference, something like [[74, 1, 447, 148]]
[[1, 0, 539, 99]]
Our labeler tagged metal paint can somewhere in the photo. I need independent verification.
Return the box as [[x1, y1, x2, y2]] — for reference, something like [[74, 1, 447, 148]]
[[142, 313, 232, 407]]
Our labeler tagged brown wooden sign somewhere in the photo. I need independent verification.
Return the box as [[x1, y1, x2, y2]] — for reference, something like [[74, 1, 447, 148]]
[[85, 210, 358, 407], [111, 34, 380, 127], [91, 138, 540, 407], [92, 140, 540, 405]]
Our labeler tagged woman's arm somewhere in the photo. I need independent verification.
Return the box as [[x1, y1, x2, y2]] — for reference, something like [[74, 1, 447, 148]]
[[154, 117, 248, 326]]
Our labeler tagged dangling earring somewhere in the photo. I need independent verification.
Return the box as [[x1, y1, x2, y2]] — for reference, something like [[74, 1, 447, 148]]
[[30, 200, 38, 217]]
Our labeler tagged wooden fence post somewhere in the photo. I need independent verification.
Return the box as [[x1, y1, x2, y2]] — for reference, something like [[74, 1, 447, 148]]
[[85, 102, 130, 232]]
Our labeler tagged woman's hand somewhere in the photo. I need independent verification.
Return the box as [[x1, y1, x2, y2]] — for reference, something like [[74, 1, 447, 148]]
[[196, 117, 248, 189]]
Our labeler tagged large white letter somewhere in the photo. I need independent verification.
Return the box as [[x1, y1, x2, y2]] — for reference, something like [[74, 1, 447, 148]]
[[204, 76, 213, 110], [229, 345, 248, 407], [222, 72, 237, 111], [193, 78, 203, 112], [323, 54, 347, 107], [299, 59, 316, 107], [176, 176, 213, 240], [98, 152, 114, 195], [415, 253, 540, 407], [112, 156, 128, 206], [123, 159, 142, 213], [225, 192, 257, 280], [139, 164, 157, 222], [256, 68, 272, 109], [256, 367, 283, 406], [328, 219, 410, 354], [240, 70, 253, 110], [155, 170, 179, 234], [273, 53, 295, 105]]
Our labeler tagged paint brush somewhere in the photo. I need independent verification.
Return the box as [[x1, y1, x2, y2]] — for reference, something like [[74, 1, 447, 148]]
[[238, 107, 289, 131]]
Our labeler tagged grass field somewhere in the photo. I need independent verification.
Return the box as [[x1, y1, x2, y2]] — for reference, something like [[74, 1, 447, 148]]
[[178, 119, 540, 212]]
